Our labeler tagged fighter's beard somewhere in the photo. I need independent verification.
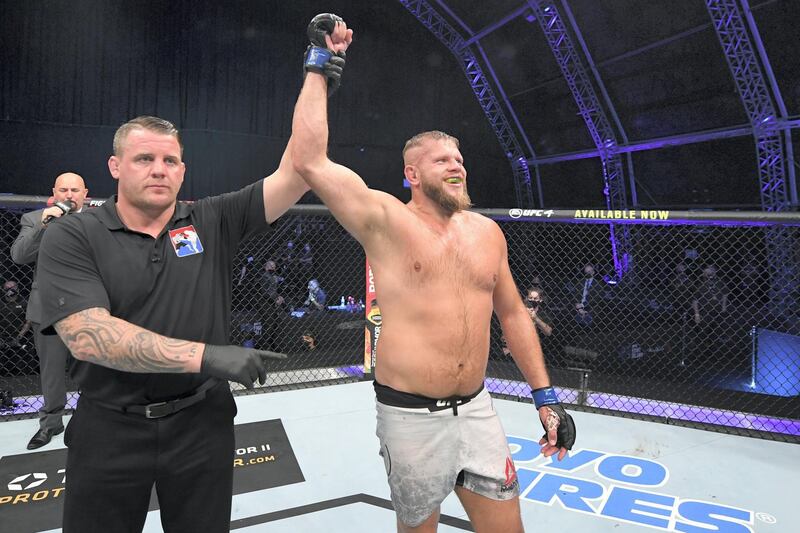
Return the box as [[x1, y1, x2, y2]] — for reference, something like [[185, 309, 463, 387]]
[[421, 179, 473, 214]]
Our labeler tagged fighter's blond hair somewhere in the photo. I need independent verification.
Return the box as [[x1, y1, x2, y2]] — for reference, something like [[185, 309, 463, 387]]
[[113, 116, 183, 157], [402, 131, 459, 162]]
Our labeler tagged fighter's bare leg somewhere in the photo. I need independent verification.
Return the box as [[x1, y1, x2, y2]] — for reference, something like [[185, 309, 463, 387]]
[[397, 507, 441, 533], [454, 486, 524, 533]]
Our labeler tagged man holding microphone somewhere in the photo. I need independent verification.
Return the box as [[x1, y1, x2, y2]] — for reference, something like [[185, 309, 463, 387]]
[[11, 172, 88, 449]]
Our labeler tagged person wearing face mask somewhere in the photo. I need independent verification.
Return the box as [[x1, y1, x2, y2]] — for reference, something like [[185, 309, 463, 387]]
[[10, 172, 88, 449], [522, 287, 558, 366], [525, 288, 553, 337], [502, 288, 553, 357]]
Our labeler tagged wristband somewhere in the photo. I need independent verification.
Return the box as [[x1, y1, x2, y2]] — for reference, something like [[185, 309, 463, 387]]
[[304, 46, 332, 73], [532, 386, 559, 409]]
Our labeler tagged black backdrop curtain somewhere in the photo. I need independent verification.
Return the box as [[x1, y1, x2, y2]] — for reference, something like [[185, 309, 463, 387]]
[[0, 0, 513, 205]]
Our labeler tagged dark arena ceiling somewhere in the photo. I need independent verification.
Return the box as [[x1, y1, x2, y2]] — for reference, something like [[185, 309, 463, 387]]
[[1, 0, 798, 209]]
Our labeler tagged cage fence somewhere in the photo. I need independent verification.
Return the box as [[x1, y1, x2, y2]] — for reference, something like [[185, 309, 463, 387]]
[[1, 198, 798, 443]]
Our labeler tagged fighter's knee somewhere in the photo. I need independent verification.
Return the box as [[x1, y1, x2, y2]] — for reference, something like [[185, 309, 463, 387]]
[[397, 508, 440, 532]]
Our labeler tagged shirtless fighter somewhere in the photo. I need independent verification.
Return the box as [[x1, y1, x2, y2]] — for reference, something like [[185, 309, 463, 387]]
[[292, 14, 576, 533]]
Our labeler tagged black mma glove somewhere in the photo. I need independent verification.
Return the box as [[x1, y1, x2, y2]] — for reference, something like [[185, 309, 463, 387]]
[[201, 345, 287, 389], [326, 51, 345, 95], [303, 13, 347, 96], [533, 386, 577, 449], [307, 13, 342, 47]]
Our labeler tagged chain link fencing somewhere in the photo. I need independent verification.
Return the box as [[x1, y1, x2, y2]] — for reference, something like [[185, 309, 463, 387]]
[[1, 198, 798, 443], [485, 208, 800, 443]]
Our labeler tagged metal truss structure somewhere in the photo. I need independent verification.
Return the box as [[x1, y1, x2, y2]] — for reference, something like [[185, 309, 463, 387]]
[[706, 0, 790, 212], [399, 0, 536, 208], [706, 0, 795, 316], [527, 0, 632, 277], [398, 0, 799, 292]]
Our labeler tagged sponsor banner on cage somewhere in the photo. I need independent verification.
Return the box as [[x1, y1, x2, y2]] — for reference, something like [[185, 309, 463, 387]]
[[364, 260, 381, 374], [509, 435, 767, 532], [506, 208, 671, 221], [573, 209, 671, 221], [0, 419, 303, 532]]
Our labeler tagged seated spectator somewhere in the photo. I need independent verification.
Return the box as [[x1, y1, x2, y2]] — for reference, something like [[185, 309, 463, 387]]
[[304, 279, 327, 311]]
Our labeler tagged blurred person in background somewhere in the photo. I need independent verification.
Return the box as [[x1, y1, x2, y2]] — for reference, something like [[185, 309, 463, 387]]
[[11, 172, 88, 449]]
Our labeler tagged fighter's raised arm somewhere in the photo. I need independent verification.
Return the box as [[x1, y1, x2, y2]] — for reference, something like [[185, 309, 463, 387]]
[[261, 135, 310, 224], [291, 15, 393, 246]]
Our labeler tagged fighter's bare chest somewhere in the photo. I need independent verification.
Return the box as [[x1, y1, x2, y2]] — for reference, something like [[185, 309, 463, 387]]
[[398, 231, 499, 291]]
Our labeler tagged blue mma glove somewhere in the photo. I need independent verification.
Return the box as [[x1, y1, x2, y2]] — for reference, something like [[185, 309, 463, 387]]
[[304, 46, 346, 96]]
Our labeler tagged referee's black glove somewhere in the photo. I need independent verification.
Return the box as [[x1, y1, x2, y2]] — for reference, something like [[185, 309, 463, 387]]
[[201, 345, 286, 389]]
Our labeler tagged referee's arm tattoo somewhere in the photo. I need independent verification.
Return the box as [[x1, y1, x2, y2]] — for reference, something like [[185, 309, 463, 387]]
[[54, 307, 204, 373]]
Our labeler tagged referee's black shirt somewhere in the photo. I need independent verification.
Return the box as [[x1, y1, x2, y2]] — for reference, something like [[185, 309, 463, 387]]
[[36, 181, 271, 405]]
